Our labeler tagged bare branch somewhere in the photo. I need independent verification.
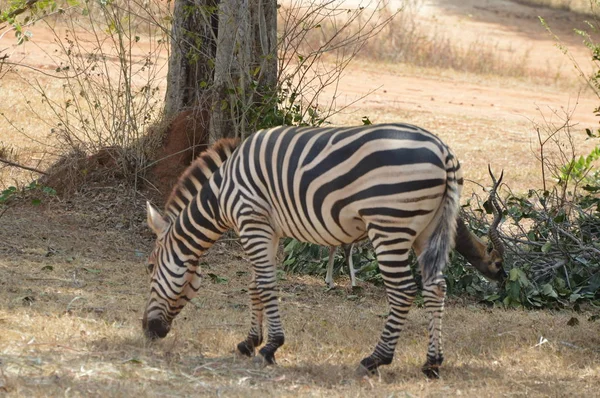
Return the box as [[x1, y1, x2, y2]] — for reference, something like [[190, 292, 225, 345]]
[[0, 158, 47, 175]]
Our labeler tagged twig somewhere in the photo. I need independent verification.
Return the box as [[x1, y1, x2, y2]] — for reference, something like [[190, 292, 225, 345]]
[[0, 206, 9, 220], [5, 0, 39, 19], [25, 277, 71, 282], [559, 341, 583, 350], [563, 264, 572, 290], [0, 158, 47, 175]]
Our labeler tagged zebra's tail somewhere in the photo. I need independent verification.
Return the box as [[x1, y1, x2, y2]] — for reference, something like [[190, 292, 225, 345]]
[[418, 153, 463, 283]]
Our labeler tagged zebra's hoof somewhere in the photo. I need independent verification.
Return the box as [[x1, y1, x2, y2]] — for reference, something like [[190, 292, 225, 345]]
[[356, 357, 378, 377], [257, 347, 277, 365], [252, 353, 276, 367], [422, 364, 441, 379], [237, 341, 254, 357]]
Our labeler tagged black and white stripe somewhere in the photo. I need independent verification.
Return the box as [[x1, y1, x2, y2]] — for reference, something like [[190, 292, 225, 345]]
[[143, 123, 463, 378]]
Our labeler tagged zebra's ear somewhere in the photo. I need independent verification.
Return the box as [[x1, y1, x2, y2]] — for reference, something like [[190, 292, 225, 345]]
[[146, 201, 168, 235]]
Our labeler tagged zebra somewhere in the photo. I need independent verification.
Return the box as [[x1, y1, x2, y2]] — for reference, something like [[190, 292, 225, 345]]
[[325, 243, 357, 288], [324, 189, 507, 288], [142, 123, 502, 378]]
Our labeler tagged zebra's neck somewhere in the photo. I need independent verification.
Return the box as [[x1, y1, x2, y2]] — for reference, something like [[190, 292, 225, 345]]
[[169, 170, 229, 258], [164, 138, 240, 221]]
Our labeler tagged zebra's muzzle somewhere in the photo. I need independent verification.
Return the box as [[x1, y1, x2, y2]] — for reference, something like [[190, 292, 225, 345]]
[[143, 317, 171, 339]]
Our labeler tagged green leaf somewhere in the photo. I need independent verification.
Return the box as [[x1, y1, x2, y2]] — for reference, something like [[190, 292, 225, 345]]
[[517, 270, 529, 287], [540, 283, 558, 298], [208, 273, 228, 284], [541, 241, 552, 253], [42, 186, 56, 195], [83, 268, 101, 274], [508, 281, 521, 301], [41, 265, 53, 271], [483, 294, 500, 302], [509, 268, 520, 282]]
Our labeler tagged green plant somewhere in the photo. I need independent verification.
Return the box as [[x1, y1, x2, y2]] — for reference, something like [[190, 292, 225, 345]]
[[282, 238, 388, 286], [0, 181, 57, 218]]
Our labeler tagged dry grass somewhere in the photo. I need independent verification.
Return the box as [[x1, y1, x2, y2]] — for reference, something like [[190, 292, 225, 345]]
[[1, 196, 599, 396]]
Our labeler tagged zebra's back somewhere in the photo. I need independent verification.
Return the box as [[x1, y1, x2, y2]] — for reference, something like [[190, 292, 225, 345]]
[[220, 123, 461, 247]]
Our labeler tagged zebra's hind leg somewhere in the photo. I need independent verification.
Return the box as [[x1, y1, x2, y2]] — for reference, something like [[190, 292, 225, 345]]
[[414, 232, 449, 379], [324, 246, 337, 289], [420, 272, 446, 379], [343, 243, 357, 287], [237, 278, 264, 357], [358, 230, 417, 375], [238, 229, 283, 365]]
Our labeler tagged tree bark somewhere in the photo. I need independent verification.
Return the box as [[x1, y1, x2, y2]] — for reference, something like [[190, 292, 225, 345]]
[[165, 0, 277, 142], [164, 0, 219, 118], [210, 0, 277, 142]]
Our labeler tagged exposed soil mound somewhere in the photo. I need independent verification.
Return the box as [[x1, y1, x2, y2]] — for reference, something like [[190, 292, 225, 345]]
[[37, 110, 209, 201], [148, 109, 210, 203], [39, 146, 126, 196]]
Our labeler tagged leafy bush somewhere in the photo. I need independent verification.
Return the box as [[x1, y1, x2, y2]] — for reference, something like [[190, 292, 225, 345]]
[[282, 238, 387, 286], [498, 185, 600, 308]]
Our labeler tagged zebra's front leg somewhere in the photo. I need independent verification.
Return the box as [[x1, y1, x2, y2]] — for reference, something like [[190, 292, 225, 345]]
[[421, 273, 447, 379], [255, 276, 284, 365], [358, 235, 417, 375], [239, 230, 283, 365], [237, 278, 264, 357]]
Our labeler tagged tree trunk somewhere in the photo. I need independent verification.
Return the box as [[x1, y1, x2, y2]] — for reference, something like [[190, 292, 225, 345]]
[[165, 0, 277, 143], [250, 0, 278, 104], [210, 0, 277, 142], [164, 0, 219, 118]]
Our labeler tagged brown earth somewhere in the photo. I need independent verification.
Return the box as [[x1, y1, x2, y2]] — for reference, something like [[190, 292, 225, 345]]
[[148, 109, 211, 203]]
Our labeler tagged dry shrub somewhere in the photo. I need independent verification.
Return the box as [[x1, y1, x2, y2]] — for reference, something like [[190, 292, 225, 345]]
[[283, 0, 557, 81], [39, 147, 127, 196], [356, 1, 535, 79], [1, 0, 170, 193], [277, 0, 396, 125]]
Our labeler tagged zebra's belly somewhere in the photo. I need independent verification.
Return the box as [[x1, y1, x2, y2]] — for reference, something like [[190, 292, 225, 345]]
[[271, 188, 443, 247], [271, 207, 367, 246]]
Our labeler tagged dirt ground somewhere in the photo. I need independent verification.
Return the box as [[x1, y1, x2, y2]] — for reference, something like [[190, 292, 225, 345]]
[[1, 194, 599, 397], [2, 0, 600, 396]]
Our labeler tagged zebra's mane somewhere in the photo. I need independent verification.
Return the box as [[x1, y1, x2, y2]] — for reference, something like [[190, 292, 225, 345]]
[[164, 138, 240, 219]]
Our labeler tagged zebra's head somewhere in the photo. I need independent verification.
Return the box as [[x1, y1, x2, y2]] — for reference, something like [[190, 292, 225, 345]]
[[142, 202, 203, 340], [455, 167, 506, 282], [484, 167, 506, 282]]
